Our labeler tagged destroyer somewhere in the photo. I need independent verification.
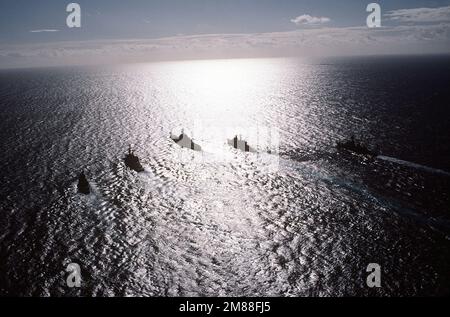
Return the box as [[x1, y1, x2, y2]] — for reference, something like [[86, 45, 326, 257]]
[[124, 145, 144, 172], [170, 129, 202, 151], [336, 136, 377, 157], [228, 135, 256, 153], [77, 172, 90, 195]]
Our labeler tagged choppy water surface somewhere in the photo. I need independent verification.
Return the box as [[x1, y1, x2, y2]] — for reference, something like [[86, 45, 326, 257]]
[[0, 57, 449, 296]]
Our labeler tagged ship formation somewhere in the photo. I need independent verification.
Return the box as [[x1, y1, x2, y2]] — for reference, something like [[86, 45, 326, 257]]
[[77, 130, 377, 195]]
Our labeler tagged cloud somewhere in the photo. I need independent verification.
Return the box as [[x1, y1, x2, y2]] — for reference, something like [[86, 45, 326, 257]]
[[291, 14, 331, 26], [1, 22, 449, 69], [385, 5, 450, 23], [30, 29, 60, 33]]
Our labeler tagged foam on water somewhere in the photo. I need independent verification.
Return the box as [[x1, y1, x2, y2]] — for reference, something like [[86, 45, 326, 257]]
[[378, 156, 450, 177]]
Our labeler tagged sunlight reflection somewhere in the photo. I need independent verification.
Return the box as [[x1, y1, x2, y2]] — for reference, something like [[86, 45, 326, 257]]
[[152, 58, 286, 128]]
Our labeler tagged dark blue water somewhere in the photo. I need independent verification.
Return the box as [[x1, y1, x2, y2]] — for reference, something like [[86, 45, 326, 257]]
[[0, 56, 449, 296]]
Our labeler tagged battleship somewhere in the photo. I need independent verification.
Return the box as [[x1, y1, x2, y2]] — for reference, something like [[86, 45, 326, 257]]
[[77, 172, 90, 195], [336, 136, 377, 157], [124, 145, 145, 172], [170, 130, 202, 151]]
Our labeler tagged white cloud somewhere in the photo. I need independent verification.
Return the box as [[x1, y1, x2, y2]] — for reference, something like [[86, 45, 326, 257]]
[[30, 29, 60, 33], [386, 5, 450, 23], [291, 14, 331, 26], [1, 22, 449, 69]]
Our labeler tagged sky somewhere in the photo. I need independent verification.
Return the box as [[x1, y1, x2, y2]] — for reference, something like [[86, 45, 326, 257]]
[[1, 0, 450, 68]]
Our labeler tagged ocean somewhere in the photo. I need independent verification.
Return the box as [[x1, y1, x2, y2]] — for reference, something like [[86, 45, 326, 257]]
[[0, 56, 449, 296]]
